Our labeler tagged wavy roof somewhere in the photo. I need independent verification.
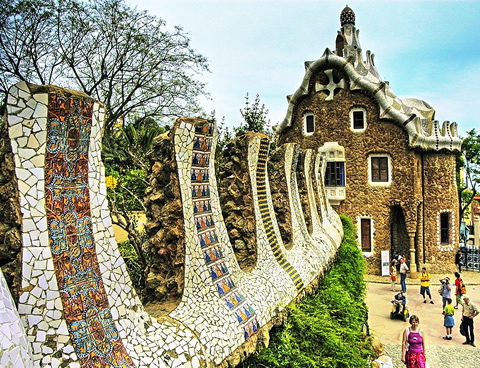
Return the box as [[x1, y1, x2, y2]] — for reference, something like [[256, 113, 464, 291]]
[[277, 48, 462, 152]]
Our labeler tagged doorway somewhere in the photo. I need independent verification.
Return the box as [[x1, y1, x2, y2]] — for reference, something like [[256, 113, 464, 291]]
[[390, 205, 409, 261]]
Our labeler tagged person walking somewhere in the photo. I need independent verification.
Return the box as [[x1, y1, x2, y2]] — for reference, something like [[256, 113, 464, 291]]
[[439, 277, 452, 311], [401, 315, 427, 368], [442, 298, 454, 340], [399, 258, 409, 293], [461, 295, 479, 347], [454, 271, 466, 309], [390, 260, 397, 292], [419, 267, 434, 304], [455, 249, 464, 273]]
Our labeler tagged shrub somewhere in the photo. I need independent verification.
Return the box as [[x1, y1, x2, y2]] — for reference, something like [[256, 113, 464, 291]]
[[118, 239, 146, 294], [241, 214, 374, 367]]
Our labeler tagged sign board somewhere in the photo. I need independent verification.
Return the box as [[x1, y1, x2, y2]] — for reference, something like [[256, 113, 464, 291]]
[[381, 251, 390, 276]]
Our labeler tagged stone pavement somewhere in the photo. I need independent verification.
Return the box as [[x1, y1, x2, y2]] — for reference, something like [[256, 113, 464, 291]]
[[365, 271, 480, 367]]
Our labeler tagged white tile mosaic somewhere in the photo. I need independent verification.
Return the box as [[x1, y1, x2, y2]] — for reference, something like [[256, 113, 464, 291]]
[[5, 82, 342, 367]]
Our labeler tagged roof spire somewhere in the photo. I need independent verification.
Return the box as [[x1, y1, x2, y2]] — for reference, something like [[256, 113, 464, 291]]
[[340, 5, 355, 26]]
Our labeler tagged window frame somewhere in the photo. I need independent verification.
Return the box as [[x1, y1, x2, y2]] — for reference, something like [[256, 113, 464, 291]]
[[350, 107, 367, 132], [325, 161, 345, 187], [368, 154, 392, 186], [356, 215, 374, 256], [303, 112, 315, 136], [440, 212, 451, 245]]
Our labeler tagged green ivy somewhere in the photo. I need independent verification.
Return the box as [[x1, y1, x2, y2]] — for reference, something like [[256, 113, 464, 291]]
[[241, 215, 374, 368]]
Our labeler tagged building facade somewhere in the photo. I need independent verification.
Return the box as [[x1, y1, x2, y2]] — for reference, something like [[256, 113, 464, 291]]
[[276, 6, 462, 274]]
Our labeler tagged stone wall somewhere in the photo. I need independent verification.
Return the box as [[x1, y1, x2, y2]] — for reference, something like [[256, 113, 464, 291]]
[[144, 128, 185, 304], [422, 152, 459, 273], [217, 133, 258, 271], [268, 145, 293, 248], [296, 151, 313, 235], [279, 72, 425, 274]]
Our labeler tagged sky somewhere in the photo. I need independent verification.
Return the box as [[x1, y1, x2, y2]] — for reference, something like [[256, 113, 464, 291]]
[[127, 0, 479, 137]]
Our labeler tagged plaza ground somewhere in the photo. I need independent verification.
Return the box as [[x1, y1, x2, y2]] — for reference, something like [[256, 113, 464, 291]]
[[365, 271, 480, 367]]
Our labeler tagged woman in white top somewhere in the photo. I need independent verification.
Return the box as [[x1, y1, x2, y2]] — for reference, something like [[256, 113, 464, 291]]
[[371, 337, 393, 368]]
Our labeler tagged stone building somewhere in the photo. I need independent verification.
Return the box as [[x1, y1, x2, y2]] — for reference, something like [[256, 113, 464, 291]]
[[276, 6, 462, 274]]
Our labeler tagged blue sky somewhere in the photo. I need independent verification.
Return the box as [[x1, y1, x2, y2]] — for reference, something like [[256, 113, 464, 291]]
[[128, 0, 479, 137]]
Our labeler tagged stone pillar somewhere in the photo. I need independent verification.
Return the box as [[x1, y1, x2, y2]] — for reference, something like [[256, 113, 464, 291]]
[[408, 232, 418, 278]]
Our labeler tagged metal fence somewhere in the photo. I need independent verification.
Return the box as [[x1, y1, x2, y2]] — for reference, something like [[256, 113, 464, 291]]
[[460, 247, 480, 272]]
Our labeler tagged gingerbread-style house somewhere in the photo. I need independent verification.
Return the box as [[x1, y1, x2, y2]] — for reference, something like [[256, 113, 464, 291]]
[[276, 6, 462, 274]]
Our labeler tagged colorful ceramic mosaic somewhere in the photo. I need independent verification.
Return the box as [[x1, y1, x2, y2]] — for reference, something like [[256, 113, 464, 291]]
[[5, 82, 343, 367], [45, 91, 134, 367], [191, 121, 260, 338]]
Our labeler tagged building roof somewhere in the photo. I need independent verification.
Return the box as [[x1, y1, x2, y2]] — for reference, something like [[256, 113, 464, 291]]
[[276, 8, 462, 153]]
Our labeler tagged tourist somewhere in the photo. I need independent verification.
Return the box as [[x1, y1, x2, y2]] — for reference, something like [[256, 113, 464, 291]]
[[371, 336, 393, 368], [455, 249, 464, 273], [439, 277, 452, 310], [390, 260, 397, 292], [461, 295, 479, 347], [454, 272, 466, 309], [442, 298, 454, 340], [399, 258, 409, 293], [401, 315, 427, 367], [419, 267, 433, 304]]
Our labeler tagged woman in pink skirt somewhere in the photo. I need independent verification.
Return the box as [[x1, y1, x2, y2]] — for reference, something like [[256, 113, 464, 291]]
[[401, 315, 427, 368]]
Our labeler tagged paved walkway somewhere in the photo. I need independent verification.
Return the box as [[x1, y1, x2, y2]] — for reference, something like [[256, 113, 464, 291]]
[[365, 271, 480, 367]]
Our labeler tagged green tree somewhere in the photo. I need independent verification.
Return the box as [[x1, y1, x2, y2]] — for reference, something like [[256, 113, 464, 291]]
[[0, 0, 209, 134], [458, 128, 480, 228], [234, 93, 272, 137]]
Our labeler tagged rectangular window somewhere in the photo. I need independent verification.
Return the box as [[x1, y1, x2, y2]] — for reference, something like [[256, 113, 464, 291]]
[[361, 218, 372, 252], [325, 162, 345, 187], [371, 157, 388, 182], [440, 213, 451, 244], [353, 111, 364, 129], [306, 115, 314, 133]]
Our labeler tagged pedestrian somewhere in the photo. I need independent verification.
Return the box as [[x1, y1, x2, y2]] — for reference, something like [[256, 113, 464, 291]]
[[454, 271, 466, 309], [461, 295, 479, 347], [455, 249, 464, 273], [442, 298, 454, 340], [419, 267, 434, 304], [390, 260, 397, 292], [399, 257, 409, 293], [371, 336, 393, 368], [439, 276, 452, 310], [401, 315, 427, 367]]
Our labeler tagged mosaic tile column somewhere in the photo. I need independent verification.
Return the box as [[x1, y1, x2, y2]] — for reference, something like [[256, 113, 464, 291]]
[[7, 82, 205, 368], [210, 133, 300, 325], [313, 151, 344, 247], [302, 148, 339, 259], [255, 138, 304, 291], [283, 144, 328, 284]]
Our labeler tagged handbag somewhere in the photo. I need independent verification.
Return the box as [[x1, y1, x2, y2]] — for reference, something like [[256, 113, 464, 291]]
[[391, 275, 396, 281], [438, 285, 444, 296]]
